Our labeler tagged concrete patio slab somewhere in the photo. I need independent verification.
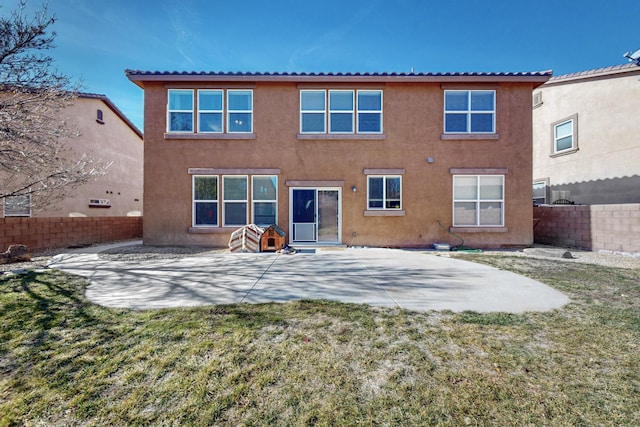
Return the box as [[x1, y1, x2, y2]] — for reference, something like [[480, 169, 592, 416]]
[[48, 242, 569, 313]]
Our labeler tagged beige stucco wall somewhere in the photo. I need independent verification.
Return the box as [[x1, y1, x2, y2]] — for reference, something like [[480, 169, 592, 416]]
[[532, 68, 640, 204], [141, 79, 537, 248], [34, 96, 144, 217]]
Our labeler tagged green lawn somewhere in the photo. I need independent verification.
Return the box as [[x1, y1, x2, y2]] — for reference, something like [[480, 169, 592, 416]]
[[1, 255, 639, 426]]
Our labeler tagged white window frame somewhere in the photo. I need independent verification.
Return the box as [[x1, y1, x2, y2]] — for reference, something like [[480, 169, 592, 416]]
[[367, 175, 402, 210], [197, 90, 224, 133], [552, 115, 578, 155], [329, 90, 355, 134], [251, 175, 278, 226], [227, 90, 253, 133], [356, 90, 383, 134], [222, 175, 248, 227], [444, 90, 496, 134], [192, 176, 218, 227], [3, 194, 31, 217], [532, 180, 548, 205], [167, 89, 194, 133], [300, 90, 327, 134], [453, 175, 504, 227]]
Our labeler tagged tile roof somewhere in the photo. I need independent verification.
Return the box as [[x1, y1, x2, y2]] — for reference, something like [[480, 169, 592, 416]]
[[125, 70, 552, 78], [125, 69, 552, 88], [546, 63, 640, 84]]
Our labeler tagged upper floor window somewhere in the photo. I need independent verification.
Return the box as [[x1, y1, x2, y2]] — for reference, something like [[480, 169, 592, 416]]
[[367, 175, 401, 210], [227, 90, 253, 133], [552, 114, 578, 155], [444, 90, 495, 133], [300, 90, 383, 134], [168, 89, 194, 132], [168, 89, 253, 134], [453, 175, 504, 226], [198, 90, 223, 133]]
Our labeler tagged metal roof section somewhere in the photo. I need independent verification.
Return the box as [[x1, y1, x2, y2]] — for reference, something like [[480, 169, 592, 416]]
[[544, 63, 640, 86], [125, 69, 552, 88]]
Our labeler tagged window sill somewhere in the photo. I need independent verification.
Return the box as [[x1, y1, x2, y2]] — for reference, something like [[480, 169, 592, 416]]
[[297, 133, 386, 141], [450, 226, 508, 233], [188, 227, 231, 234], [165, 133, 256, 140], [550, 147, 578, 157], [440, 133, 500, 141], [364, 210, 405, 216]]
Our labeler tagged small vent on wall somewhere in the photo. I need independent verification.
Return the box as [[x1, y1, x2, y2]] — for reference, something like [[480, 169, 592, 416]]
[[89, 198, 111, 208], [533, 92, 543, 108]]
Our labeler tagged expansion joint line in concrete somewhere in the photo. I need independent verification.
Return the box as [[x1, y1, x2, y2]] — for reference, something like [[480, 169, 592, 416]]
[[353, 254, 402, 309], [240, 254, 281, 303]]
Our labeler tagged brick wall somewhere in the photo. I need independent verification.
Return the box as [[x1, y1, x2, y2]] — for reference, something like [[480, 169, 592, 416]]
[[533, 204, 640, 255], [0, 216, 143, 252]]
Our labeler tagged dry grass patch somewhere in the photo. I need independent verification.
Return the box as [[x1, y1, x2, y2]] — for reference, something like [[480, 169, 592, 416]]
[[1, 255, 639, 426]]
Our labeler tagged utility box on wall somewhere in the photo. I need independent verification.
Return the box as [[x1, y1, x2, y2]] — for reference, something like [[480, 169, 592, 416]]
[[260, 225, 286, 252]]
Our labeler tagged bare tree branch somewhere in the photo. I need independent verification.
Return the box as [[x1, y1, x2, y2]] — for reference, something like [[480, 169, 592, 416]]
[[0, 1, 108, 210]]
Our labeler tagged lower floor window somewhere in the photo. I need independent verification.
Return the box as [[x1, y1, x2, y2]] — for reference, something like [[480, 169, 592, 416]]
[[252, 175, 277, 226], [193, 176, 218, 226], [532, 180, 547, 205], [223, 176, 248, 227], [368, 176, 401, 209], [3, 195, 32, 217], [192, 174, 277, 227], [453, 175, 504, 226]]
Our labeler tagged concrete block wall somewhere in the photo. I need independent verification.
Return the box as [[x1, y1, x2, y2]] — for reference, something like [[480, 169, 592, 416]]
[[0, 217, 143, 252], [533, 204, 640, 255]]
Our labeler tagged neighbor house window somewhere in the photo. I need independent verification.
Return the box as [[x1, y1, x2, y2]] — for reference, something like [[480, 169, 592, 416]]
[[453, 175, 504, 226], [192, 176, 218, 226], [532, 180, 548, 205], [223, 176, 248, 226], [252, 175, 277, 226], [552, 115, 578, 154], [227, 90, 253, 133], [167, 89, 194, 132], [444, 90, 495, 133], [3, 195, 31, 217], [198, 90, 223, 133], [300, 89, 383, 134], [368, 176, 402, 209]]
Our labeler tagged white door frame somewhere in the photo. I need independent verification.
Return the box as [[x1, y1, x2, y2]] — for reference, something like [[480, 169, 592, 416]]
[[289, 187, 342, 245]]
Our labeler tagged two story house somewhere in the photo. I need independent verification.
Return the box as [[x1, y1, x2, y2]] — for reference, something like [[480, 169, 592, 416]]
[[2, 92, 143, 218], [126, 70, 550, 248], [532, 63, 640, 205]]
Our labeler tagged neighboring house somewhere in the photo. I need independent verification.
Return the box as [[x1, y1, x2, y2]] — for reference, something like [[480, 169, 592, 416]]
[[126, 70, 550, 248], [532, 63, 640, 205], [2, 93, 144, 218]]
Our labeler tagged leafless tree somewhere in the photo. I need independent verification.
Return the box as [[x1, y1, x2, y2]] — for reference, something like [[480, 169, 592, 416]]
[[0, 1, 107, 211]]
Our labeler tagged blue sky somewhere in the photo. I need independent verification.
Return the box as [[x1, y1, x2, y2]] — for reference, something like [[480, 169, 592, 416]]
[[4, 0, 640, 130]]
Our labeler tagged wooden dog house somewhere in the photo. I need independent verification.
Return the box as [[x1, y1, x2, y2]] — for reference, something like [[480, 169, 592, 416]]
[[260, 224, 286, 252]]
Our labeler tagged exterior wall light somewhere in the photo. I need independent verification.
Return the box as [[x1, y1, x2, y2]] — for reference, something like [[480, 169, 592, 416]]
[[352, 185, 357, 192]]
